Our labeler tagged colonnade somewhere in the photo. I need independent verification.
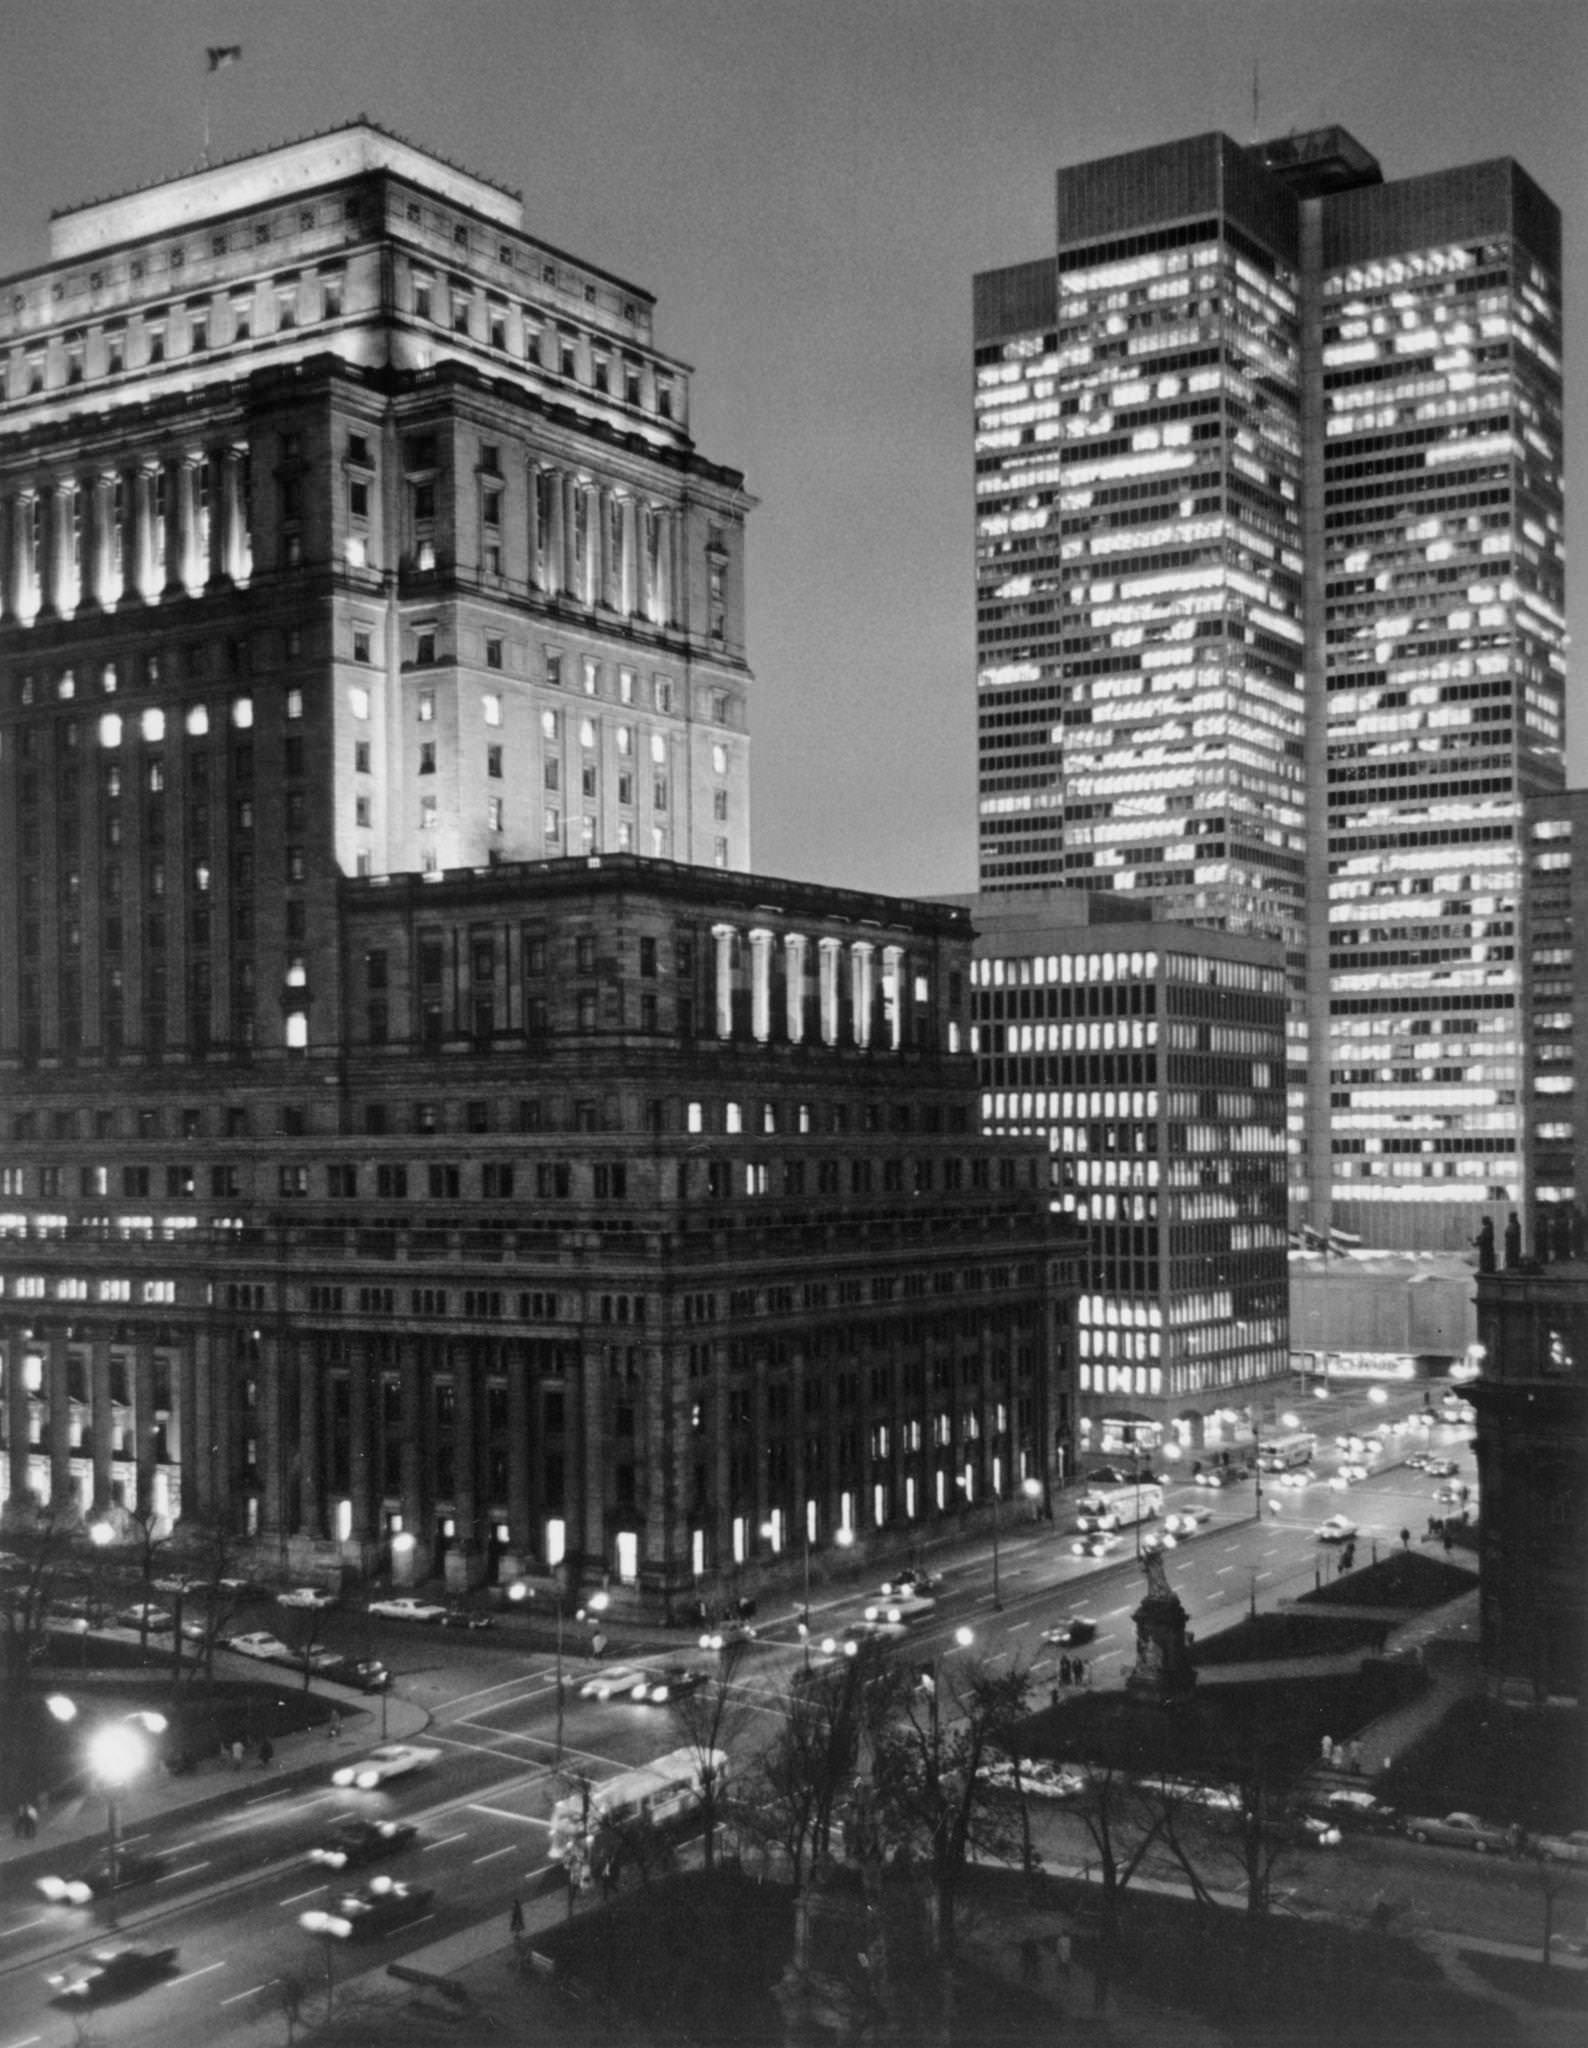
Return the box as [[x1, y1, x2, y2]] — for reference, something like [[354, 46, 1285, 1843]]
[[0, 443, 250, 625], [530, 463, 677, 625], [710, 924, 909, 1049]]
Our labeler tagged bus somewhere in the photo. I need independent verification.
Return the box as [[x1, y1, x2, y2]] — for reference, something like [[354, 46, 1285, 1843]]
[[1257, 1432, 1317, 1473], [548, 1746, 727, 1865], [1075, 1483, 1163, 1531]]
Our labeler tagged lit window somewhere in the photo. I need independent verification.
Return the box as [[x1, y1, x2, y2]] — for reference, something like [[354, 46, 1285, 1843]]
[[712, 743, 727, 776], [619, 666, 635, 704], [99, 713, 122, 748], [286, 688, 303, 720], [580, 719, 596, 749], [420, 795, 437, 829], [141, 708, 165, 743], [418, 690, 435, 723], [349, 686, 370, 720], [232, 696, 253, 728], [185, 704, 208, 736], [285, 1011, 308, 1049], [488, 796, 503, 831], [483, 691, 502, 724], [541, 708, 559, 739], [650, 733, 666, 765], [582, 656, 599, 695]]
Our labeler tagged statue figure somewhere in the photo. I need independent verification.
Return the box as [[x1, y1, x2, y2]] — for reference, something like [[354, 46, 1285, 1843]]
[[1474, 1215, 1496, 1274], [1504, 1211, 1523, 1269], [1142, 1543, 1172, 1603]]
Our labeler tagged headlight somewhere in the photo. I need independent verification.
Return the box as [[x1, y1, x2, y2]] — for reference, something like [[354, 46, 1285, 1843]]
[[37, 1876, 67, 1901], [355, 1770, 380, 1789]]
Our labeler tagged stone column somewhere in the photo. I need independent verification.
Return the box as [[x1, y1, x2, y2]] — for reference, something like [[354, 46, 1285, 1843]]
[[547, 468, 565, 597], [207, 450, 231, 588], [399, 1338, 427, 1546], [851, 942, 876, 1047], [749, 929, 773, 1044], [256, 1330, 285, 1545], [784, 934, 808, 1044], [206, 1329, 234, 1530], [161, 455, 186, 596], [712, 924, 736, 1039], [596, 486, 613, 608], [296, 1336, 322, 1538], [221, 446, 247, 584], [348, 1337, 373, 1545], [819, 938, 842, 1046], [120, 466, 144, 606], [579, 1339, 606, 1572], [638, 503, 654, 621], [507, 1345, 533, 1557], [561, 474, 579, 598], [77, 471, 103, 613], [620, 493, 638, 614], [453, 1341, 479, 1555], [6, 1331, 33, 1506], [0, 492, 11, 622], [47, 1330, 73, 1513], [133, 1339, 158, 1519], [90, 1336, 114, 1511], [33, 477, 58, 619], [175, 1331, 198, 1522]]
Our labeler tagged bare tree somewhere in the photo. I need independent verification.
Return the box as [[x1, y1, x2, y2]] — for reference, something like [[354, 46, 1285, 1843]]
[[667, 1642, 758, 1870], [739, 1644, 887, 1891], [0, 1504, 75, 1698]]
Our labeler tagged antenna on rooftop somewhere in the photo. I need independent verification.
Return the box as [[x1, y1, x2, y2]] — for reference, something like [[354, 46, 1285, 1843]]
[[1251, 59, 1261, 143]]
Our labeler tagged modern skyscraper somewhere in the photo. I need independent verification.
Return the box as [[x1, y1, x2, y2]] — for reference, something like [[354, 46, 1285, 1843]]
[[975, 128, 1565, 1253]]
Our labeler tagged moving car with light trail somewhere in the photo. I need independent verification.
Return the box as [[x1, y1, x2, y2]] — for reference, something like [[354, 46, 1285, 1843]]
[[48, 1947, 180, 2006], [310, 1875, 435, 1940], [37, 1850, 167, 1904], [331, 1742, 442, 1790], [367, 1595, 448, 1623], [1041, 1615, 1097, 1647], [579, 1665, 647, 1701], [309, 1817, 418, 1870]]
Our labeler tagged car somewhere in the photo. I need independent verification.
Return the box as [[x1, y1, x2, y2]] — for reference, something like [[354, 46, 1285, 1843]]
[[366, 1596, 448, 1623], [48, 1947, 181, 2006], [1041, 1615, 1098, 1647], [578, 1665, 648, 1701], [631, 1665, 706, 1703], [330, 1742, 442, 1791], [440, 1606, 496, 1631], [1073, 1509, 1121, 1534], [1085, 1466, 1133, 1486], [315, 1875, 435, 1941], [309, 1818, 418, 1871], [1403, 1451, 1431, 1472], [1278, 1813, 1343, 1850], [226, 1629, 294, 1661], [985, 1756, 1086, 1799], [1434, 1484, 1470, 1507], [1305, 1788, 1400, 1835], [1164, 1507, 1213, 1536], [863, 1594, 937, 1629], [216, 1575, 271, 1602], [1278, 1468, 1316, 1490], [1335, 1463, 1368, 1484], [37, 1850, 168, 1904], [278, 1585, 338, 1609], [115, 1602, 174, 1633], [838, 1621, 889, 1647], [1423, 1458, 1459, 1479], [1403, 1810, 1515, 1853], [152, 1573, 205, 1596], [699, 1619, 759, 1650], [311, 1652, 392, 1692], [878, 1569, 943, 1599], [1335, 1433, 1365, 1453], [1532, 1829, 1588, 1866], [1316, 1516, 1358, 1543], [1070, 1532, 1123, 1559]]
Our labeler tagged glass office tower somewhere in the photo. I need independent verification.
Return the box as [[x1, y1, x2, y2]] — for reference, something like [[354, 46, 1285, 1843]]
[[976, 130, 1564, 1251]]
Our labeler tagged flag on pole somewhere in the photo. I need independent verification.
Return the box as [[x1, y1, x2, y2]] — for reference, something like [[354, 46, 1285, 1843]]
[[206, 45, 242, 72]]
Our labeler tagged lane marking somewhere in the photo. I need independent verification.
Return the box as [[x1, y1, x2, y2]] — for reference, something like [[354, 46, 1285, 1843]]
[[172, 1961, 227, 1986], [2, 2035, 42, 2048], [1216, 1566, 1234, 1576], [467, 1803, 551, 1829], [279, 1884, 325, 1906], [245, 1787, 287, 1806], [422, 1831, 468, 1852], [1, 1915, 51, 1936], [166, 1840, 199, 1855], [157, 1861, 211, 1881], [221, 1984, 273, 2008], [472, 1843, 518, 1865], [1006, 1619, 1030, 1631]]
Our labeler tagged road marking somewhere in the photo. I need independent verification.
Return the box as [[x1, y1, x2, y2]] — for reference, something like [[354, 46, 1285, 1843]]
[[1104, 1605, 1131, 1618], [1216, 1566, 1234, 1576], [422, 1831, 468, 1851], [1006, 1619, 1030, 1630], [172, 1961, 227, 1986], [2, 2035, 41, 2047], [279, 1884, 325, 1906], [1, 1915, 51, 1935], [166, 1840, 199, 1855], [157, 1861, 211, 1880], [472, 1842, 518, 1864], [221, 1983, 273, 2007], [468, 1803, 551, 1829], [245, 1787, 287, 1805], [404, 1913, 437, 1932]]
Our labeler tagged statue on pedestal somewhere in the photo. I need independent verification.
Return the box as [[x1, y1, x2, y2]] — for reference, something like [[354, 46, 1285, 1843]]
[[1124, 1544, 1197, 1706]]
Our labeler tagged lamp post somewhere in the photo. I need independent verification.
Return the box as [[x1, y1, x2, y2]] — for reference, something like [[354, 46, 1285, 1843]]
[[298, 1908, 352, 2016], [85, 1716, 161, 1927]]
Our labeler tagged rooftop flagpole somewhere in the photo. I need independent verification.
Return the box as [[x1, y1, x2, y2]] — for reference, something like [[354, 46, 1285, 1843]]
[[203, 45, 243, 166]]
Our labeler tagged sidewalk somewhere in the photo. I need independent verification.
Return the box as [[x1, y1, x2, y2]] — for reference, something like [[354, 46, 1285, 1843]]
[[0, 1654, 433, 1879]]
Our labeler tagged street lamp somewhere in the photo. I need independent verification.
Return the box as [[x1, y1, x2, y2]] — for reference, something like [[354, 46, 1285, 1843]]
[[298, 1908, 352, 2016], [86, 1718, 159, 1926], [834, 1524, 854, 1579]]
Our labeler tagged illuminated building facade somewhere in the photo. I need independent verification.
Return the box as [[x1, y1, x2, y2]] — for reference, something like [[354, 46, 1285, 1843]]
[[0, 127, 1078, 1608], [975, 130, 1565, 1254], [970, 890, 1288, 1456], [1521, 790, 1588, 1251]]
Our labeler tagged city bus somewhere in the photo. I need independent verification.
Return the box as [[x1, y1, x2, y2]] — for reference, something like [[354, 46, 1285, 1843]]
[[1257, 1432, 1317, 1473], [1074, 1482, 1163, 1531], [548, 1746, 727, 1866]]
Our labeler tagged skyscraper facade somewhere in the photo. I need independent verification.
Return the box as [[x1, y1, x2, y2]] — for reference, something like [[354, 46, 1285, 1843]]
[[975, 129, 1565, 1253]]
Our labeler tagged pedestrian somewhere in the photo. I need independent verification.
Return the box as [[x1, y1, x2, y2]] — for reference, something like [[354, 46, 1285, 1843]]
[[329, 1710, 342, 1740], [1441, 1528, 1453, 1556], [1321, 1733, 1334, 1765], [12, 1803, 24, 1840], [258, 1736, 274, 1769], [509, 1896, 525, 1938], [1081, 1660, 1092, 1687], [1058, 1654, 1071, 1686], [24, 1801, 38, 1839], [1400, 1527, 1410, 1550], [1347, 1740, 1361, 1775], [230, 1738, 244, 1771], [1049, 1685, 1060, 1710]]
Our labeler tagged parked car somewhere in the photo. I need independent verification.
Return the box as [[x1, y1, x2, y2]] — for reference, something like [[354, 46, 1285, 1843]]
[[1316, 1516, 1358, 1544], [366, 1596, 448, 1623], [440, 1606, 496, 1631], [1532, 1828, 1588, 1866], [330, 1742, 442, 1791], [1164, 1507, 1213, 1535], [48, 1947, 180, 2007], [1305, 1788, 1400, 1835], [631, 1665, 706, 1703], [578, 1666, 647, 1701], [1041, 1615, 1098, 1647], [152, 1574, 204, 1596], [311, 1652, 392, 1693], [985, 1757, 1090, 1800], [225, 1629, 294, 1661], [1403, 1810, 1514, 1853], [1071, 1532, 1123, 1559], [1423, 1458, 1459, 1479], [863, 1595, 937, 1630], [278, 1585, 338, 1610], [309, 1818, 417, 1871], [1281, 1813, 1343, 1849], [115, 1603, 174, 1633], [37, 1850, 168, 1905], [312, 1875, 435, 1940]]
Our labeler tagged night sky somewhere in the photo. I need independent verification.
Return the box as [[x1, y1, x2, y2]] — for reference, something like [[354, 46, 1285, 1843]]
[[2, 0, 1582, 900]]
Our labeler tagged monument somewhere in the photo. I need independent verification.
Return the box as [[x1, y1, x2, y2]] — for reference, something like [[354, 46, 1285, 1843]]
[[1123, 1545, 1198, 1706]]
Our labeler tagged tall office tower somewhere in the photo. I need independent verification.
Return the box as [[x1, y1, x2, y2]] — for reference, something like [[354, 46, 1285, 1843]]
[[1521, 791, 1588, 1252], [975, 129, 1565, 1252]]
